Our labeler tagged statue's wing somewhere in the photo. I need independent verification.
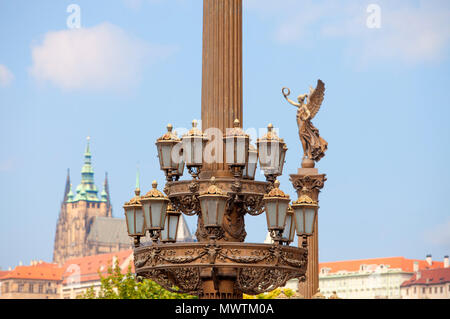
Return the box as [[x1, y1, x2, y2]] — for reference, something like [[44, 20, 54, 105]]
[[307, 79, 325, 119]]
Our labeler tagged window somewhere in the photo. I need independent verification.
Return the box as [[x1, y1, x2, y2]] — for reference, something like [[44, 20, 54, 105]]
[[38, 285, 43, 293], [422, 288, 426, 294], [18, 284, 24, 293], [429, 287, 432, 293], [28, 284, 33, 293], [440, 287, 443, 293], [435, 287, 438, 293], [414, 287, 416, 294], [4, 283, 9, 293]]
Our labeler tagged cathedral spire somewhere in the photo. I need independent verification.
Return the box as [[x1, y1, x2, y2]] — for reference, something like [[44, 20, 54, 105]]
[[74, 137, 99, 202], [63, 168, 71, 202]]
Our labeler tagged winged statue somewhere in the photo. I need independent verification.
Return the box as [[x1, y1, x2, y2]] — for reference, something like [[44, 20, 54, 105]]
[[282, 79, 328, 163]]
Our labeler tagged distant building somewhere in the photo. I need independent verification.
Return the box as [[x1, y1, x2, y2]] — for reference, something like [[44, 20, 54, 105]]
[[60, 250, 133, 299], [0, 261, 63, 299], [400, 256, 450, 299], [53, 138, 195, 265], [53, 139, 132, 265], [318, 255, 445, 299]]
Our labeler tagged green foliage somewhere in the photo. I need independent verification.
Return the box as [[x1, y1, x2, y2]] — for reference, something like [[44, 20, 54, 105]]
[[79, 260, 197, 299], [243, 288, 296, 299]]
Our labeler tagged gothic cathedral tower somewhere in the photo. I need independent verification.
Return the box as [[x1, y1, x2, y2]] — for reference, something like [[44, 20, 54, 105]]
[[53, 138, 112, 264]]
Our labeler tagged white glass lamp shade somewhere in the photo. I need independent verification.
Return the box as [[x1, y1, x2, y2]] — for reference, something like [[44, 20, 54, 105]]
[[156, 142, 176, 170], [256, 124, 286, 177], [182, 120, 207, 167], [124, 205, 145, 237], [183, 135, 205, 167], [123, 189, 145, 237], [141, 181, 169, 231], [224, 120, 250, 167], [264, 198, 289, 230], [174, 150, 185, 176], [225, 136, 249, 166], [276, 145, 288, 176], [161, 210, 181, 242], [282, 209, 296, 243], [243, 145, 258, 180], [292, 197, 318, 236], [142, 198, 168, 230], [199, 195, 228, 228], [156, 124, 181, 172]]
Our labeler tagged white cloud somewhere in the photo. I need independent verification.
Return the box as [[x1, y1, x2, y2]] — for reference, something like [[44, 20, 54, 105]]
[[245, 0, 450, 65], [0, 64, 14, 87], [30, 23, 175, 91]]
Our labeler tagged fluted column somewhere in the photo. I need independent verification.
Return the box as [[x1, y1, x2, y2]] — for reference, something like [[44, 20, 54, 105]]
[[201, 0, 243, 178], [290, 168, 326, 299]]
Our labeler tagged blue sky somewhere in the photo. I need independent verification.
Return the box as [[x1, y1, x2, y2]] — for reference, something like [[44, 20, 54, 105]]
[[0, 0, 449, 269]]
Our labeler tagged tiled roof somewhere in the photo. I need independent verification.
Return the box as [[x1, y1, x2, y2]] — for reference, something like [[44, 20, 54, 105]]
[[1, 262, 63, 281], [401, 267, 450, 287], [0, 270, 11, 279], [86, 217, 132, 245], [61, 249, 133, 285], [319, 257, 444, 274]]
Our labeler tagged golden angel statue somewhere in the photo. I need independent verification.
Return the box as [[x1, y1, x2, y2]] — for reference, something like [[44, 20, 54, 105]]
[[282, 79, 328, 163]]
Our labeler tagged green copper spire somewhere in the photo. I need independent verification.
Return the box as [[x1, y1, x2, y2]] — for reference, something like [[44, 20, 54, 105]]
[[66, 184, 74, 203], [101, 172, 108, 203], [136, 166, 140, 192], [74, 137, 100, 203]]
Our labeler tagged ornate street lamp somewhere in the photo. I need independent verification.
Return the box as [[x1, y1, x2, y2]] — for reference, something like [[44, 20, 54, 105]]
[[160, 203, 181, 243], [256, 124, 287, 183], [129, 0, 328, 300], [198, 177, 228, 240], [291, 194, 318, 248], [170, 148, 185, 181], [140, 181, 170, 243], [182, 120, 208, 179], [281, 205, 296, 245], [263, 180, 291, 244], [224, 119, 249, 178], [123, 188, 145, 248], [156, 124, 182, 181], [243, 144, 258, 180]]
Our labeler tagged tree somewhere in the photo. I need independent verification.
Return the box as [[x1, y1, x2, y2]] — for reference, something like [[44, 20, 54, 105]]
[[243, 288, 296, 299], [80, 259, 197, 299]]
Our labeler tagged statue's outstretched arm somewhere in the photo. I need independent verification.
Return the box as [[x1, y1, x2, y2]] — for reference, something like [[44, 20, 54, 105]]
[[282, 87, 301, 108]]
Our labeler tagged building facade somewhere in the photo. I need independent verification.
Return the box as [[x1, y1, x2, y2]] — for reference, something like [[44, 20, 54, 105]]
[[60, 250, 134, 299], [53, 139, 132, 265], [318, 256, 445, 299], [0, 261, 63, 299], [401, 256, 450, 299]]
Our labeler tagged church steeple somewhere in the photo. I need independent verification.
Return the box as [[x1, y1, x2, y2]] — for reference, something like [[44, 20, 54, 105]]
[[63, 168, 71, 203], [74, 137, 99, 202]]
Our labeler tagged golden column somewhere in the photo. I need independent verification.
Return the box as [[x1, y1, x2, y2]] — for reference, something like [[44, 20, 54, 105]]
[[200, 0, 243, 178]]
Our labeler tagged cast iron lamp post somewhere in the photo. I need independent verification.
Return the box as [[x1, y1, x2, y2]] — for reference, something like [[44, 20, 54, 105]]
[[125, 0, 326, 299]]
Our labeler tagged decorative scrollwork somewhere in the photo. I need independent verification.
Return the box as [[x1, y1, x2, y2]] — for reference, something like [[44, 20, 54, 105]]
[[170, 194, 199, 216], [140, 268, 202, 295], [237, 267, 292, 295], [242, 194, 265, 216], [290, 174, 326, 198]]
